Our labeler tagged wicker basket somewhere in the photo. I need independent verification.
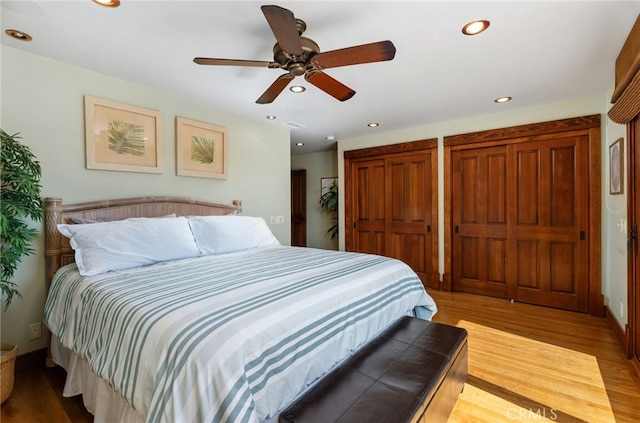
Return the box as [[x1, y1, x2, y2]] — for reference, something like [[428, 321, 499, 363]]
[[1, 343, 18, 405]]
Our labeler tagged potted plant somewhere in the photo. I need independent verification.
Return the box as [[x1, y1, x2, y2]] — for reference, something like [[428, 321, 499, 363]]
[[0, 129, 43, 404], [319, 179, 338, 239]]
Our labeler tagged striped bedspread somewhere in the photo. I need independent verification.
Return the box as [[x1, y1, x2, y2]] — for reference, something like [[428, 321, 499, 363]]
[[45, 246, 437, 423]]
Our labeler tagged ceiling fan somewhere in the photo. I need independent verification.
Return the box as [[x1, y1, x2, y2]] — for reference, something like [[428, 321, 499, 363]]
[[194, 5, 396, 104]]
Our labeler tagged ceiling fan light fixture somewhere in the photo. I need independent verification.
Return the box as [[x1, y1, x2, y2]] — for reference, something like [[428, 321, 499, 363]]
[[289, 85, 306, 93], [494, 96, 512, 103], [92, 0, 121, 7], [462, 20, 490, 35], [367, 122, 380, 128], [5, 29, 32, 41]]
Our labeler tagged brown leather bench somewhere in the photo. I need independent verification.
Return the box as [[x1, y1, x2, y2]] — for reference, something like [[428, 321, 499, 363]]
[[279, 316, 468, 423]]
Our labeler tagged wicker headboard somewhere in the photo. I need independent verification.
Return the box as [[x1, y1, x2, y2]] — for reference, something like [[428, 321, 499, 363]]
[[44, 196, 242, 289]]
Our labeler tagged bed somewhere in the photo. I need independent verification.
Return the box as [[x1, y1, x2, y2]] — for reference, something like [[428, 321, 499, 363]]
[[43, 196, 439, 423]]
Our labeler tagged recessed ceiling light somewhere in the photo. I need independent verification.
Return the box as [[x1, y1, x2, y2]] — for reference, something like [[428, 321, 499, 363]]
[[5, 29, 32, 42], [494, 96, 512, 103], [462, 20, 490, 36], [367, 122, 380, 128], [295, 142, 304, 146], [92, 0, 121, 7], [326, 136, 336, 141], [289, 86, 306, 93], [266, 115, 276, 120]]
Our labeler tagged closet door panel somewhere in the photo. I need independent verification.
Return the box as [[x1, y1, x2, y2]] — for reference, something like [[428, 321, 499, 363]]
[[460, 236, 479, 280], [452, 146, 508, 298], [356, 230, 385, 256], [460, 156, 480, 223], [516, 150, 540, 226], [351, 159, 386, 255], [550, 146, 577, 226], [510, 136, 589, 312], [387, 232, 427, 275], [487, 238, 506, 283], [487, 154, 507, 224], [516, 240, 540, 289], [386, 153, 433, 285], [550, 242, 575, 293]]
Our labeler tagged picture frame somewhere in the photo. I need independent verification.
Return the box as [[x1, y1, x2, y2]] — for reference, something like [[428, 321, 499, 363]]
[[609, 137, 624, 195], [176, 117, 228, 179], [321, 177, 337, 195], [84, 96, 163, 174]]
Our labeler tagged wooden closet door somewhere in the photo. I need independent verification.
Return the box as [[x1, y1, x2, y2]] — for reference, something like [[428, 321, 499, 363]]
[[452, 146, 508, 298], [386, 152, 435, 286], [509, 135, 589, 312], [350, 158, 386, 255], [346, 141, 438, 288], [445, 115, 600, 314]]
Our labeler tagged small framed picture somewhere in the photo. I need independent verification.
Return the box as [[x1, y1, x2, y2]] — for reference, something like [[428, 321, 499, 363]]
[[176, 117, 228, 179], [321, 177, 337, 195], [609, 137, 623, 195], [84, 96, 163, 174]]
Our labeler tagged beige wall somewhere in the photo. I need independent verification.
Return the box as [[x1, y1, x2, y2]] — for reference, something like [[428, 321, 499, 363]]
[[0, 46, 291, 354], [291, 150, 339, 250], [602, 84, 629, 330], [337, 94, 629, 329]]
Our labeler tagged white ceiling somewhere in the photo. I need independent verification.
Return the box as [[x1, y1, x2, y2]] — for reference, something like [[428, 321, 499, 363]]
[[2, 1, 638, 154]]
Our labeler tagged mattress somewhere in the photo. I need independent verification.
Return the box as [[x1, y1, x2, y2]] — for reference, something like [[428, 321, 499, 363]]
[[45, 246, 437, 423]]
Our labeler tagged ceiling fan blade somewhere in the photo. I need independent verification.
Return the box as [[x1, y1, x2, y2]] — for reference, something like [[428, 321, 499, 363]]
[[311, 40, 396, 69], [256, 73, 295, 104], [194, 58, 280, 68], [305, 71, 355, 102], [261, 5, 303, 56]]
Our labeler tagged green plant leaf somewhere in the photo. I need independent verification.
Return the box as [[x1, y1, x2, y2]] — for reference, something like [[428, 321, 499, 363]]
[[319, 180, 338, 237], [1, 129, 43, 310], [319, 181, 338, 212]]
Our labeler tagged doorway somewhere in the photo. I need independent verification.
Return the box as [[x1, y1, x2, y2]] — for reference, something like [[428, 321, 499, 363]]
[[291, 169, 306, 247]]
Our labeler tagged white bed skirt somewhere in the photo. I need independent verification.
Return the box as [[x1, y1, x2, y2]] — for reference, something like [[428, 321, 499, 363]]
[[52, 336, 280, 423], [52, 335, 144, 423]]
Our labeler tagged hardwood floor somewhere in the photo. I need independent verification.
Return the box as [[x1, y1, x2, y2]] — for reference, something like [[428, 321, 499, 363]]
[[430, 290, 640, 422], [2, 291, 639, 422], [1, 363, 92, 423]]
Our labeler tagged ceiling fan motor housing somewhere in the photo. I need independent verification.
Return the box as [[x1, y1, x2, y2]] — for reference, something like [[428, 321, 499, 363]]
[[273, 35, 320, 76]]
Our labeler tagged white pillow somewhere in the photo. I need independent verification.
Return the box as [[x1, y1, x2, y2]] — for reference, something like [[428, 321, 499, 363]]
[[187, 215, 280, 255], [57, 216, 201, 276]]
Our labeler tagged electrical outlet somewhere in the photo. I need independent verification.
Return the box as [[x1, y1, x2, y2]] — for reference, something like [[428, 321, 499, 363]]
[[28, 322, 42, 340]]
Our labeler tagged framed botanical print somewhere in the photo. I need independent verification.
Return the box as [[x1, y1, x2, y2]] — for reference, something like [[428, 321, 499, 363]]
[[84, 96, 163, 174], [176, 117, 228, 179]]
